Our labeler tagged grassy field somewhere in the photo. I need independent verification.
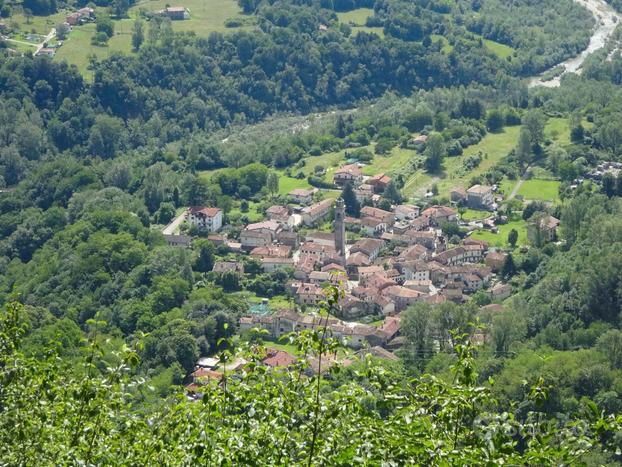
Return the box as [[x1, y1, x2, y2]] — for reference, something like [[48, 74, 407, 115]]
[[470, 220, 527, 247], [361, 146, 416, 176], [277, 175, 313, 195], [460, 209, 491, 221], [8, 11, 66, 36], [129, 0, 249, 36], [54, 21, 133, 77], [50, 0, 248, 77], [403, 125, 521, 199], [336, 8, 374, 25], [517, 179, 560, 202], [336, 8, 384, 37], [483, 39, 514, 59]]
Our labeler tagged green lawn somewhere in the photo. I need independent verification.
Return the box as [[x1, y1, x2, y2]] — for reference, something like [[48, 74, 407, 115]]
[[403, 125, 521, 199], [9, 11, 66, 36], [54, 21, 133, 78], [277, 175, 312, 195], [336, 8, 374, 25], [517, 179, 560, 202], [128, 0, 250, 36], [483, 39, 514, 59], [499, 178, 518, 197], [470, 220, 527, 248], [460, 209, 491, 222], [361, 146, 416, 176]]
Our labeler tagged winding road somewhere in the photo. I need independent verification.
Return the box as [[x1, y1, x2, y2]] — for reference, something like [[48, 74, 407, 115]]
[[529, 0, 622, 88]]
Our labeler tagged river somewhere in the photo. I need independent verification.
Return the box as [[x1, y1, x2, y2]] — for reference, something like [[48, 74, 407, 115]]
[[528, 0, 621, 88]]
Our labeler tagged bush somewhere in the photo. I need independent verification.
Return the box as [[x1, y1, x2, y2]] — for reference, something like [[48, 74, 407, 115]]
[[91, 31, 110, 46]]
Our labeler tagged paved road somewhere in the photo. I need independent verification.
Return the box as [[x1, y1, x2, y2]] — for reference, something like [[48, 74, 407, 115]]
[[162, 210, 188, 235], [529, 0, 621, 87]]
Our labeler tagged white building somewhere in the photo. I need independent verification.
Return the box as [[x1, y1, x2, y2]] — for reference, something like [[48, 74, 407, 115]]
[[188, 206, 223, 232]]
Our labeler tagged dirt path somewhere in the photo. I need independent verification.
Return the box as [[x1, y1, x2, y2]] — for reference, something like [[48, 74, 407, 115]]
[[162, 210, 188, 235]]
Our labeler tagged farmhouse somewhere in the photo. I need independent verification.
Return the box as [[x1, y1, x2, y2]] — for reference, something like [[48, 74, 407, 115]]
[[188, 206, 223, 232]]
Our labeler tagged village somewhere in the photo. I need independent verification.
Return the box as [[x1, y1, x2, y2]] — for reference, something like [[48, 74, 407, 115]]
[[161, 163, 561, 392]]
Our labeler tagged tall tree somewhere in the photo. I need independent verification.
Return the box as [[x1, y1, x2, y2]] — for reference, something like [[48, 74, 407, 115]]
[[132, 20, 144, 51], [424, 133, 445, 173], [194, 239, 216, 273], [602, 173, 616, 198], [341, 181, 360, 217], [266, 172, 279, 198], [507, 228, 518, 247]]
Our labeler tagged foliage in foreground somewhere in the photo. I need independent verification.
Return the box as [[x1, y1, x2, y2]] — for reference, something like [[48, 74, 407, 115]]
[[1, 301, 621, 465]]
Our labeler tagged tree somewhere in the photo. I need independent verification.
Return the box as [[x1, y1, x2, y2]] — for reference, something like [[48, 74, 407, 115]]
[[56, 22, 69, 40], [194, 239, 215, 273], [617, 172, 622, 197], [266, 172, 279, 198], [113, 0, 129, 17], [486, 109, 504, 132], [424, 132, 445, 173], [132, 20, 144, 51], [96, 16, 114, 38], [501, 253, 516, 280], [516, 127, 532, 166], [491, 312, 526, 356], [602, 173, 616, 198], [341, 181, 360, 217], [597, 330, 622, 369], [382, 181, 402, 204], [523, 110, 545, 146], [507, 228, 518, 247]]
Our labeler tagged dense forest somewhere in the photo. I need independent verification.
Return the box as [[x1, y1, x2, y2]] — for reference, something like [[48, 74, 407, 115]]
[[3, 0, 622, 462]]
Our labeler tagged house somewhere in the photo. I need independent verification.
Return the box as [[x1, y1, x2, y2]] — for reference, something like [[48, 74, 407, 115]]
[[346, 252, 371, 278], [412, 134, 428, 147], [350, 238, 384, 261], [295, 283, 325, 306], [485, 251, 507, 272], [277, 230, 299, 248], [339, 295, 371, 319], [301, 199, 333, 226], [161, 6, 190, 20], [333, 164, 363, 187], [299, 242, 337, 261], [321, 263, 346, 274], [36, 48, 56, 57], [213, 261, 244, 274], [354, 184, 375, 202], [403, 279, 432, 293], [421, 205, 458, 226], [361, 206, 395, 225], [262, 257, 295, 272], [305, 232, 335, 248], [250, 245, 291, 259], [309, 270, 345, 285], [527, 215, 560, 244], [294, 255, 318, 281], [382, 286, 424, 312], [367, 173, 392, 193], [489, 282, 512, 300], [361, 216, 387, 236], [188, 206, 223, 232], [450, 187, 467, 203], [365, 273, 397, 292], [403, 230, 436, 250], [394, 204, 420, 221], [288, 188, 317, 204], [394, 260, 430, 282], [262, 348, 297, 368], [240, 221, 282, 249], [266, 205, 290, 223], [466, 185, 494, 210], [164, 234, 192, 247], [463, 243, 487, 262], [358, 266, 385, 283], [398, 244, 429, 262]]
